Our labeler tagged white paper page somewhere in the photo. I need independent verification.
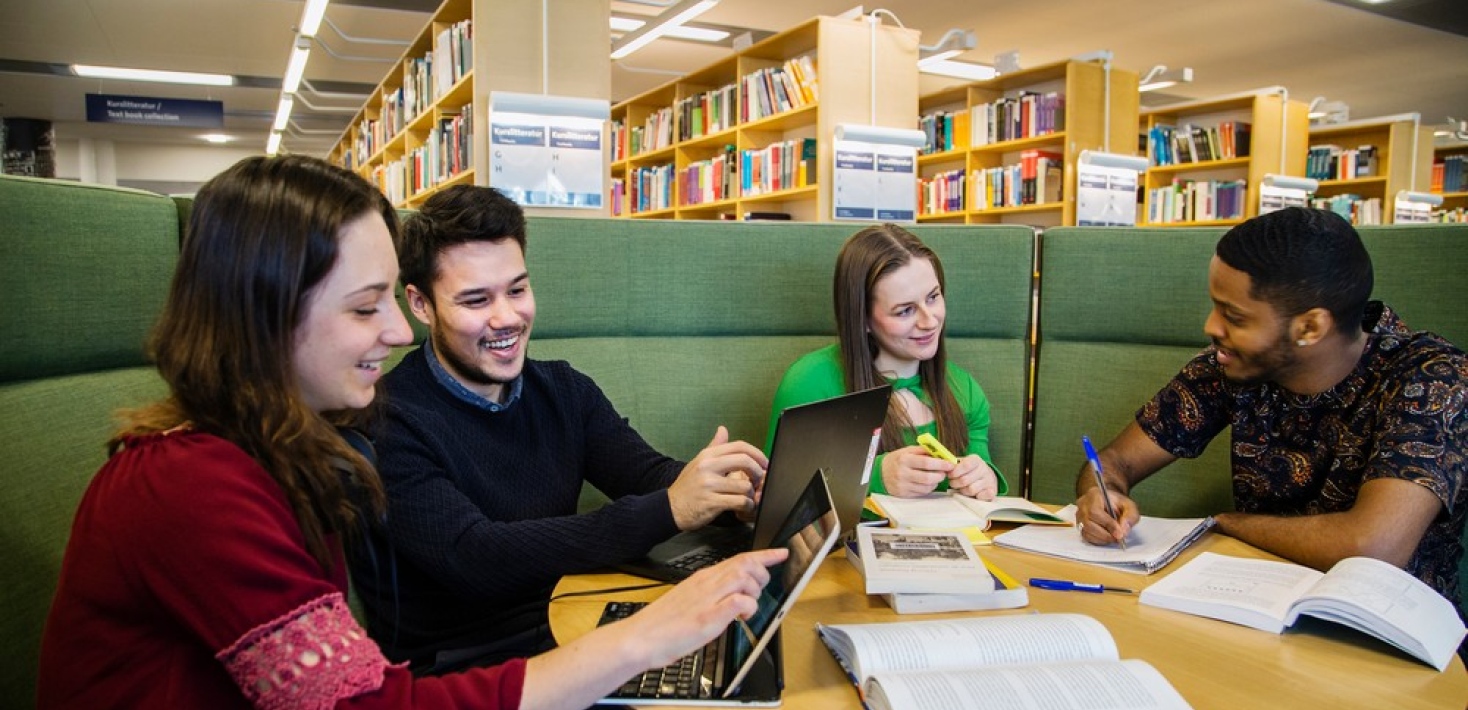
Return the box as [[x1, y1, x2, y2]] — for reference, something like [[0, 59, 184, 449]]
[[866, 659, 1193, 710], [871, 493, 983, 529], [1292, 556, 1466, 671], [1139, 552, 1321, 633], [820, 613, 1117, 681], [955, 495, 1066, 524], [994, 506, 1210, 573]]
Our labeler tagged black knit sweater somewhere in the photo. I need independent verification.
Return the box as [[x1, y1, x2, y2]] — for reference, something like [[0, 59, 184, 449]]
[[350, 347, 683, 667]]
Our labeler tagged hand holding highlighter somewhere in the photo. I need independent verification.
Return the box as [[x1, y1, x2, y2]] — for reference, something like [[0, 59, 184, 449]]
[[916, 433, 959, 463]]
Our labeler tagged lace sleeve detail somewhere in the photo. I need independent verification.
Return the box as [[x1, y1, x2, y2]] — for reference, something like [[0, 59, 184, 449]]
[[217, 593, 393, 710]]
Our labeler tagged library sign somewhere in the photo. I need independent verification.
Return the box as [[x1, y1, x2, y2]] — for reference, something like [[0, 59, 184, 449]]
[[85, 94, 223, 129], [832, 124, 923, 223], [488, 92, 609, 210]]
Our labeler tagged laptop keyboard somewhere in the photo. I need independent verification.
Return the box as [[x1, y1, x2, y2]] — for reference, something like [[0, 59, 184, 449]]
[[599, 601, 722, 699], [667, 538, 746, 574]]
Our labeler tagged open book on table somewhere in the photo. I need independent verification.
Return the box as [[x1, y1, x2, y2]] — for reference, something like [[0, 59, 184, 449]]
[[1139, 551, 1467, 671], [868, 493, 1068, 531], [817, 613, 1193, 710], [845, 531, 1029, 613], [994, 505, 1215, 574]]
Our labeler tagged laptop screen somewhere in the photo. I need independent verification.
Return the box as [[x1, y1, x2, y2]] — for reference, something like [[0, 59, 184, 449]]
[[723, 469, 840, 695]]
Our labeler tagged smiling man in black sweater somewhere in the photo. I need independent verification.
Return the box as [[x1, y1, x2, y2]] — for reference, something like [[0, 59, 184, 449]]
[[350, 185, 767, 674]]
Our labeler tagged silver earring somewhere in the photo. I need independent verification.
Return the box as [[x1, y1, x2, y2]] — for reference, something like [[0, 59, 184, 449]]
[[1296, 339, 1308, 347]]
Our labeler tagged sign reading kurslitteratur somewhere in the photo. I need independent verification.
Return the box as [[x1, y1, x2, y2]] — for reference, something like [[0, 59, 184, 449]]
[[85, 94, 223, 129], [832, 124, 922, 222], [488, 92, 609, 210]]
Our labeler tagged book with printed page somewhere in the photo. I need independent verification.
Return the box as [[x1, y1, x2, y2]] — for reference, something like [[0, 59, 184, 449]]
[[868, 493, 1069, 531], [817, 613, 1193, 710], [994, 505, 1215, 574], [852, 527, 995, 595], [1139, 552, 1467, 671], [844, 536, 1029, 613]]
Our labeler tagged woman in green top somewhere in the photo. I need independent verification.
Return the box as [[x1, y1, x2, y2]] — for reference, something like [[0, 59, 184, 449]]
[[767, 224, 1006, 499]]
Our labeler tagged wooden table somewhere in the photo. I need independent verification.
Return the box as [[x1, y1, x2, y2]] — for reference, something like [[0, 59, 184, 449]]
[[551, 529, 1468, 709]]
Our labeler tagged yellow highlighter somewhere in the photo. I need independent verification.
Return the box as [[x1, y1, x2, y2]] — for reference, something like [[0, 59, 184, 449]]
[[916, 433, 959, 463]]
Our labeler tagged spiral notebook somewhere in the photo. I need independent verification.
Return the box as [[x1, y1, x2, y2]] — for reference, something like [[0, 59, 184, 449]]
[[993, 505, 1215, 574]]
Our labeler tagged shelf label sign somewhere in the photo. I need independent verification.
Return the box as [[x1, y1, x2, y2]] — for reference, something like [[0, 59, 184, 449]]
[[1259, 183, 1309, 215], [85, 94, 222, 128], [1076, 163, 1139, 227], [1393, 198, 1432, 224], [488, 92, 609, 210], [833, 140, 916, 222]]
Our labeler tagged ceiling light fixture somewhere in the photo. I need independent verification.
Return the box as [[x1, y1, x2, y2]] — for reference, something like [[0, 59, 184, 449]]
[[298, 0, 330, 37], [610, 0, 720, 59], [609, 16, 729, 42], [282, 37, 312, 94], [918, 59, 998, 81], [200, 134, 231, 144], [1139, 65, 1194, 92], [918, 28, 977, 68], [266, 131, 283, 156], [71, 64, 235, 87], [273, 97, 295, 132]]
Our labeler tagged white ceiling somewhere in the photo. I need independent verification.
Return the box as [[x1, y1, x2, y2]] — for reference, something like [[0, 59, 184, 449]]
[[1, 0, 1466, 157]]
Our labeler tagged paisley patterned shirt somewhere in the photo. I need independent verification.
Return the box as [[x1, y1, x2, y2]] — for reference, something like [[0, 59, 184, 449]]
[[1138, 302, 1468, 601]]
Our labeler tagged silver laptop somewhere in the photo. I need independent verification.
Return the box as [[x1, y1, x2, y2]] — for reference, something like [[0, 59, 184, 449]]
[[596, 470, 841, 706], [615, 385, 891, 583]]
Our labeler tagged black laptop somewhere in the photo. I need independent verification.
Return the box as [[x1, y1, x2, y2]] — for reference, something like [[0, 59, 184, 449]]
[[615, 384, 891, 583], [596, 469, 842, 706]]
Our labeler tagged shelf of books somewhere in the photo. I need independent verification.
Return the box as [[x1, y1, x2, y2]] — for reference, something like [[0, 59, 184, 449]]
[[916, 59, 1140, 227], [328, 0, 476, 208], [1431, 141, 1468, 223], [1141, 90, 1308, 226], [608, 15, 919, 221], [1306, 115, 1433, 225]]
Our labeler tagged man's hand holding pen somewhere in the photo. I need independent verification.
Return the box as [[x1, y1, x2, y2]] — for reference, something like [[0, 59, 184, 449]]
[[1078, 435, 1140, 549]]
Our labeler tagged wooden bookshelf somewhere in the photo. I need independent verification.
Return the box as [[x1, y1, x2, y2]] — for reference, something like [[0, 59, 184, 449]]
[[329, 0, 610, 214], [1432, 140, 1468, 221], [1141, 89, 1309, 226], [609, 15, 920, 221], [916, 59, 1140, 227], [1307, 115, 1433, 224]]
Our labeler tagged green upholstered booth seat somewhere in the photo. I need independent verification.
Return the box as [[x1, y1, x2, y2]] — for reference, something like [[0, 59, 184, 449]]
[[519, 219, 1036, 509], [1031, 227, 1232, 517], [0, 175, 178, 707]]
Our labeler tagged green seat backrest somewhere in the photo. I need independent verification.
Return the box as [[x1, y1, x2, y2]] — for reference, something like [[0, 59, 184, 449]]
[[519, 218, 1034, 507], [0, 175, 177, 707], [1031, 227, 1231, 516]]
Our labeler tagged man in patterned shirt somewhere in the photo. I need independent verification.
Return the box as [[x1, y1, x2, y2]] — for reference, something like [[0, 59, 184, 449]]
[[1075, 207, 1467, 608]]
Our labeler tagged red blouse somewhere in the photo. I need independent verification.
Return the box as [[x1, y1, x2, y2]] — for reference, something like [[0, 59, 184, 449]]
[[37, 430, 525, 709]]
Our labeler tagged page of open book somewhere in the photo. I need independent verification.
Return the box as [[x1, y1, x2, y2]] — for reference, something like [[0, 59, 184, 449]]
[[871, 493, 988, 529], [864, 658, 1193, 710], [819, 613, 1117, 681], [1138, 552, 1322, 633], [1291, 556, 1466, 671]]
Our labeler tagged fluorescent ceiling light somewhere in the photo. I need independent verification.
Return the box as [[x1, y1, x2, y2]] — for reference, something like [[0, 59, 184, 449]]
[[299, 0, 330, 37], [919, 59, 998, 82], [611, 0, 719, 59], [266, 132, 283, 156], [282, 40, 311, 94], [1139, 66, 1193, 92], [609, 16, 728, 42], [72, 64, 235, 87], [200, 134, 231, 144], [273, 96, 295, 132]]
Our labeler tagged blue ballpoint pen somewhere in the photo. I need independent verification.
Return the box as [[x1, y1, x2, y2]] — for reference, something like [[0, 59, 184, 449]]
[[1029, 577, 1135, 594], [1082, 435, 1128, 550]]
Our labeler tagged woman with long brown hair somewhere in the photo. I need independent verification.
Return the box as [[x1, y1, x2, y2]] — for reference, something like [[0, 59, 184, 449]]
[[37, 154, 782, 709], [767, 224, 1007, 499]]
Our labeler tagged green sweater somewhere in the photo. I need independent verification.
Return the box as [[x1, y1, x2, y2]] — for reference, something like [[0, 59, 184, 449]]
[[766, 344, 1007, 496]]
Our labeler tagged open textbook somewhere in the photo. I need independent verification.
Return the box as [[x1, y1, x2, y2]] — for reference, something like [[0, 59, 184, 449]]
[[845, 534, 1029, 613], [1139, 552, 1467, 671], [994, 505, 1214, 574], [817, 613, 1193, 710], [868, 493, 1068, 530]]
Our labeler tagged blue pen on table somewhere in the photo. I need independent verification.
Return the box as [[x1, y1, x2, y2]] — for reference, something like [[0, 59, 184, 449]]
[[1082, 435, 1127, 550], [1029, 577, 1135, 594]]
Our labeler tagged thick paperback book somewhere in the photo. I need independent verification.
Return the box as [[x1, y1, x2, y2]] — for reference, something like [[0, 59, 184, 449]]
[[1139, 552, 1466, 671], [817, 613, 1192, 710], [845, 532, 1029, 613]]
